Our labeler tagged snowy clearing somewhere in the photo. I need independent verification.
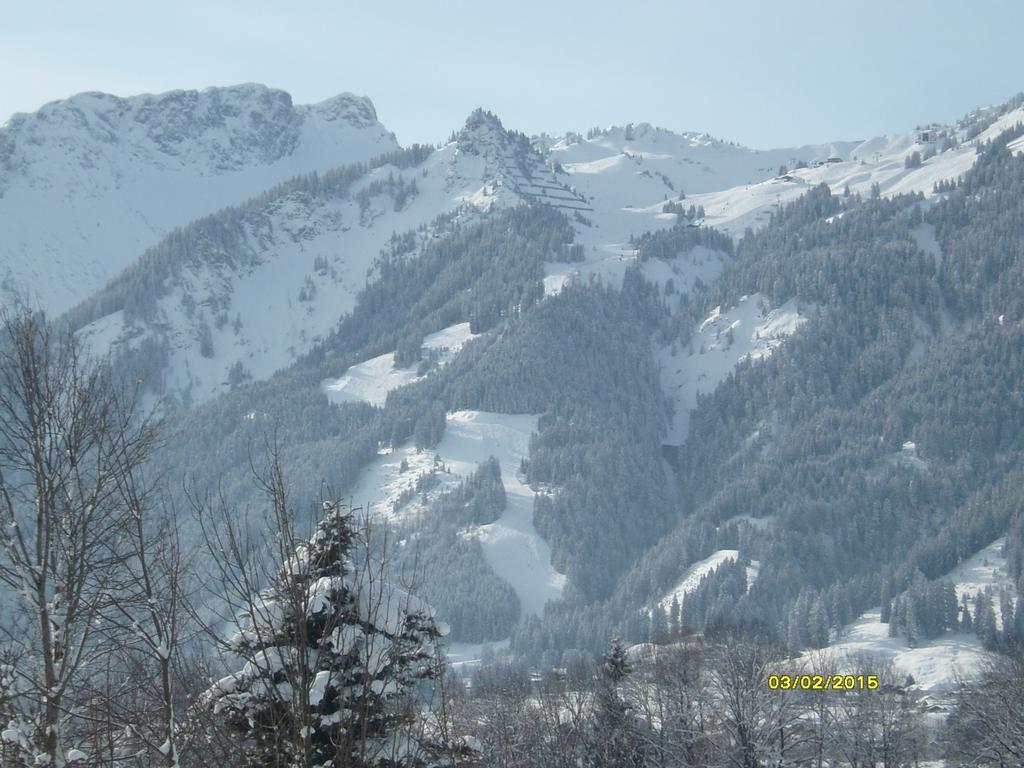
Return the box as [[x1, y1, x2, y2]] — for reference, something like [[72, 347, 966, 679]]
[[322, 323, 477, 406], [657, 549, 760, 612]]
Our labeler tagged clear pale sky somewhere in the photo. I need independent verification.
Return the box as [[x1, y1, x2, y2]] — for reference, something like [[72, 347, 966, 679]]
[[2, 0, 1021, 149]]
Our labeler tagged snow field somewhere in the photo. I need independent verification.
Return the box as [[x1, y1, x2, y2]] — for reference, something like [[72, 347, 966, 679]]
[[322, 323, 478, 406]]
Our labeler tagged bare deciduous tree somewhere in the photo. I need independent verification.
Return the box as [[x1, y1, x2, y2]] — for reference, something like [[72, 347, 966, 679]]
[[945, 653, 1024, 766], [0, 309, 158, 767]]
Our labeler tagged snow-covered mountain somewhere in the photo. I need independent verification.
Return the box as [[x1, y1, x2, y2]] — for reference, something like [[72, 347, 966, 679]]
[[69, 109, 596, 405], [545, 105, 1024, 248], [70, 109, 606, 409], [542, 105, 1024, 450], [6, 80, 1024, 681], [0, 83, 397, 313], [62, 93, 1024, 411]]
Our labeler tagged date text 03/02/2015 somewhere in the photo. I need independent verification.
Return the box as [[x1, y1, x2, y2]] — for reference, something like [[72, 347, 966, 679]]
[[767, 674, 880, 691]]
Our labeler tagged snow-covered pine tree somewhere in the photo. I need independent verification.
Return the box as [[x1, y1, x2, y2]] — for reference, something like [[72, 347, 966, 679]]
[[649, 606, 668, 644], [602, 636, 631, 684], [880, 577, 892, 623], [201, 501, 451, 767], [668, 595, 681, 637], [589, 637, 644, 768]]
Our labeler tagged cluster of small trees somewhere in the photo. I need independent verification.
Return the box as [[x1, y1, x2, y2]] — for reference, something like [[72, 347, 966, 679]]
[[883, 574, 959, 644]]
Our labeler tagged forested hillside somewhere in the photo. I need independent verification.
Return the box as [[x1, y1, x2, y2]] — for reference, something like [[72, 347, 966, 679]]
[[69, 104, 1021, 662], [517, 120, 1024, 661]]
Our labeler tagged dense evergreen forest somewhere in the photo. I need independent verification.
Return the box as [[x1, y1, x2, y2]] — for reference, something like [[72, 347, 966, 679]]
[[515, 121, 1024, 659]]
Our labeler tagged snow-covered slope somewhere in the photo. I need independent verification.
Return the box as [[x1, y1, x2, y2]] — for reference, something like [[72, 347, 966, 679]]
[[322, 323, 478, 407], [540, 105, 1024, 261], [806, 538, 1015, 692], [72, 110, 590, 406], [674, 106, 1024, 236], [63, 97, 1024, 411], [0, 84, 397, 313], [656, 549, 761, 612], [539, 124, 854, 284], [549, 123, 856, 242], [658, 293, 808, 444], [347, 410, 566, 618]]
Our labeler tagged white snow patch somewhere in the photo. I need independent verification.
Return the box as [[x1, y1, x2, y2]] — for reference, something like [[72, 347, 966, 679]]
[[322, 322, 477, 406], [657, 549, 759, 611], [890, 440, 929, 471], [74, 309, 125, 358], [443, 638, 512, 670], [543, 268, 578, 297], [950, 537, 1016, 606]]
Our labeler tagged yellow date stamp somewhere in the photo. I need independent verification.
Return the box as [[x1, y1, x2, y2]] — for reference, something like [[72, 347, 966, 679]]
[[767, 674, 879, 691]]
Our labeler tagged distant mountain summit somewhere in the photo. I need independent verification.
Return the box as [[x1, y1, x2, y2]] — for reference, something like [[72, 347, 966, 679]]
[[0, 84, 397, 313]]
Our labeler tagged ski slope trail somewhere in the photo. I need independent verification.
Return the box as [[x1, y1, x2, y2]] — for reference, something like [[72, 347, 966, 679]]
[[347, 410, 565, 618]]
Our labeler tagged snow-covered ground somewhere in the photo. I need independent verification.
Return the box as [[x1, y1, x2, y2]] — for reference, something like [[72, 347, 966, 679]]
[[657, 549, 760, 612], [658, 294, 807, 444], [444, 639, 512, 671], [322, 323, 478, 406], [347, 410, 565, 618], [805, 612, 985, 693], [807, 538, 1014, 691]]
